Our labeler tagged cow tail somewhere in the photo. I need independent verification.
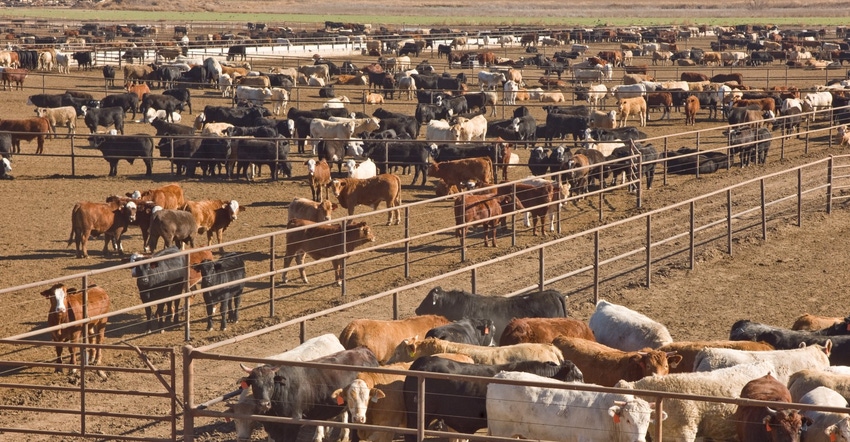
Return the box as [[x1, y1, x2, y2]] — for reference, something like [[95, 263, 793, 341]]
[[485, 158, 494, 184], [67, 204, 79, 247]]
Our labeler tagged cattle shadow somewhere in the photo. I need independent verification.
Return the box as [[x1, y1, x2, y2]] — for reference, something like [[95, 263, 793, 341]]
[[24, 173, 100, 180], [3, 250, 70, 261]]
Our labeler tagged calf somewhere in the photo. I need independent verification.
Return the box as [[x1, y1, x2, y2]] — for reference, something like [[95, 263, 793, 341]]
[[282, 219, 376, 285], [453, 193, 518, 248], [40, 283, 110, 371], [146, 209, 198, 252], [618, 97, 647, 127], [329, 175, 402, 225], [67, 199, 137, 258], [288, 198, 336, 222], [0, 117, 50, 154], [499, 317, 595, 345], [194, 253, 246, 331], [182, 200, 244, 252], [553, 335, 682, 387], [305, 158, 331, 202], [735, 373, 811, 442]]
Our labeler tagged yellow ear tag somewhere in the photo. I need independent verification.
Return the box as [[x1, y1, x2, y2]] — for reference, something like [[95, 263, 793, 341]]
[[613, 414, 620, 424], [240, 381, 248, 390], [409, 349, 416, 358], [336, 395, 345, 406], [765, 422, 772, 432]]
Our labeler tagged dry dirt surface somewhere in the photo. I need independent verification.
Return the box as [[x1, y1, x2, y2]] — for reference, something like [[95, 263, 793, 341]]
[[1, 25, 850, 442]]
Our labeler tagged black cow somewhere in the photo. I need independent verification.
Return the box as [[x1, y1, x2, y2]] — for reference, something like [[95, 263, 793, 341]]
[[16, 50, 37, 70], [729, 127, 771, 167], [84, 106, 125, 134], [589, 126, 647, 141], [26, 93, 67, 108], [202, 105, 268, 127], [437, 44, 452, 58], [371, 108, 409, 120], [140, 94, 184, 123], [102, 65, 116, 87], [416, 60, 434, 74], [436, 73, 465, 92], [240, 347, 380, 442], [729, 320, 849, 365], [121, 48, 145, 64], [749, 51, 774, 66], [319, 84, 335, 98], [544, 112, 588, 144], [774, 107, 802, 137], [442, 95, 468, 116], [528, 146, 553, 176], [415, 103, 448, 124], [432, 143, 499, 164], [233, 138, 292, 180], [162, 88, 192, 114], [226, 125, 278, 138], [129, 246, 191, 332], [399, 42, 422, 57], [188, 137, 232, 177], [378, 116, 419, 139], [0, 132, 11, 159], [415, 287, 567, 341], [425, 318, 497, 346], [416, 89, 449, 105], [401, 356, 584, 442], [150, 118, 194, 137], [100, 93, 139, 119], [267, 73, 294, 91], [72, 51, 93, 70], [194, 253, 245, 331], [177, 65, 208, 89], [363, 140, 432, 186], [156, 136, 201, 175], [605, 141, 659, 190], [88, 134, 153, 177], [340, 61, 358, 75], [661, 147, 725, 175], [226, 45, 247, 61], [155, 65, 182, 89]]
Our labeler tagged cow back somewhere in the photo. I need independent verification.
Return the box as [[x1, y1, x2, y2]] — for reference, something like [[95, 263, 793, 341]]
[[499, 317, 595, 345]]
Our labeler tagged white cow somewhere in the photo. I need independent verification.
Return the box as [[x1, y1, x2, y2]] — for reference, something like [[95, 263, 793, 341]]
[[574, 68, 605, 84], [397, 75, 416, 100], [143, 108, 182, 124], [585, 84, 608, 109], [323, 96, 350, 109], [35, 106, 77, 136], [488, 371, 665, 441], [426, 119, 458, 141], [802, 91, 833, 121], [588, 300, 672, 351], [503, 80, 518, 105], [55, 52, 69, 74], [345, 158, 377, 179], [267, 87, 288, 116], [232, 334, 345, 442], [327, 116, 380, 135], [498, 35, 515, 48], [799, 387, 849, 442], [789, 367, 850, 402], [616, 361, 776, 442], [478, 70, 506, 91], [694, 344, 831, 384], [218, 73, 234, 97], [609, 83, 647, 100], [233, 85, 272, 106], [450, 115, 488, 141]]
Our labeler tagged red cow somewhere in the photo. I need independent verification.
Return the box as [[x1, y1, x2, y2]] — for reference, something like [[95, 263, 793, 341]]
[[428, 157, 494, 188], [735, 373, 811, 441], [182, 199, 244, 252], [40, 283, 110, 372], [329, 174, 402, 225], [2, 67, 27, 90], [339, 315, 451, 364], [496, 182, 554, 237], [453, 193, 519, 248], [499, 317, 595, 345], [124, 82, 151, 102], [0, 117, 50, 154], [126, 183, 185, 210], [685, 95, 700, 126], [306, 158, 331, 202], [282, 219, 376, 285], [67, 199, 138, 258], [553, 336, 682, 387]]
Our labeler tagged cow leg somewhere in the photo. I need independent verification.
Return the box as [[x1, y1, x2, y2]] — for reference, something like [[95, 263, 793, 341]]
[[53, 341, 64, 372], [203, 294, 215, 331], [228, 291, 240, 323], [219, 299, 228, 331], [296, 251, 309, 283], [332, 258, 343, 286]]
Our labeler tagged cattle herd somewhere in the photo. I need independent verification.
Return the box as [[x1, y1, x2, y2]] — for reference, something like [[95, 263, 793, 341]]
[[12, 18, 850, 442]]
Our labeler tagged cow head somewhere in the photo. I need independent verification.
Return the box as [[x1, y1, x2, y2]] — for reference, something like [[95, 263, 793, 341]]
[[763, 408, 811, 442], [225, 200, 241, 220], [239, 364, 281, 415], [331, 378, 384, 424], [1, 158, 10, 174], [826, 417, 850, 442], [305, 158, 317, 174], [632, 350, 682, 377], [40, 283, 68, 314], [609, 398, 665, 441], [328, 179, 345, 197]]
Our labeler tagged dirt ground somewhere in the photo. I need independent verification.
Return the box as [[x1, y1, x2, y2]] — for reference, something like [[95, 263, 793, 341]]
[[1, 24, 850, 442]]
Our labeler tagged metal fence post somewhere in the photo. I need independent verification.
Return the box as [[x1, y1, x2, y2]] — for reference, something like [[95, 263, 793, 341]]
[[269, 235, 276, 317], [341, 219, 348, 298], [645, 214, 652, 288], [183, 345, 195, 442], [797, 168, 803, 227], [726, 189, 733, 255], [827, 156, 834, 214], [760, 179, 767, 240], [593, 230, 600, 304], [404, 206, 410, 278], [690, 201, 696, 270]]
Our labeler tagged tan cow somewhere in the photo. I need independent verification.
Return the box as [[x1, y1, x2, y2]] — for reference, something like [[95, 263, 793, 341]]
[[791, 313, 844, 331], [126, 183, 185, 210], [428, 157, 494, 188], [181, 199, 243, 252], [499, 317, 595, 345], [387, 336, 564, 365], [281, 219, 376, 285], [553, 336, 682, 387], [658, 340, 775, 374], [618, 96, 647, 127], [329, 174, 402, 225], [338, 315, 450, 363]]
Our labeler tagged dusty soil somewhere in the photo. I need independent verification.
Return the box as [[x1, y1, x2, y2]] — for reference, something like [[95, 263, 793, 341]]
[[0, 24, 849, 442]]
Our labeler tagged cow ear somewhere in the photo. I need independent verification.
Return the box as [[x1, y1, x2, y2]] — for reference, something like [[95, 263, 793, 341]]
[[608, 405, 622, 422], [667, 353, 683, 368], [370, 388, 386, 402], [331, 203, 339, 210], [331, 388, 345, 405]]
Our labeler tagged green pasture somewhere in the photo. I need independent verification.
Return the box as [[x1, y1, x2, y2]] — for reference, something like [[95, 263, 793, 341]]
[[0, 8, 846, 28]]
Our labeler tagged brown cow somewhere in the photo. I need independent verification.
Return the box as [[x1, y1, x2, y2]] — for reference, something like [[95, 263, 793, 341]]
[[287, 197, 337, 223], [734, 373, 811, 441], [40, 283, 110, 372], [0, 117, 50, 154], [67, 199, 137, 258], [685, 95, 700, 126], [107, 195, 157, 253], [282, 218, 376, 285], [646, 92, 673, 120], [122, 63, 155, 84], [658, 340, 775, 374], [1, 67, 27, 90], [791, 313, 843, 331], [499, 317, 595, 346], [126, 183, 185, 210], [429, 157, 494, 188], [618, 96, 647, 127], [181, 199, 244, 252], [453, 193, 518, 248], [495, 182, 554, 236], [306, 158, 331, 202], [477, 51, 496, 66], [552, 336, 682, 387], [710, 72, 744, 86], [328, 174, 402, 225], [566, 153, 591, 196], [681, 71, 710, 82], [339, 315, 451, 364], [124, 82, 151, 101], [733, 97, 776, 114]]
